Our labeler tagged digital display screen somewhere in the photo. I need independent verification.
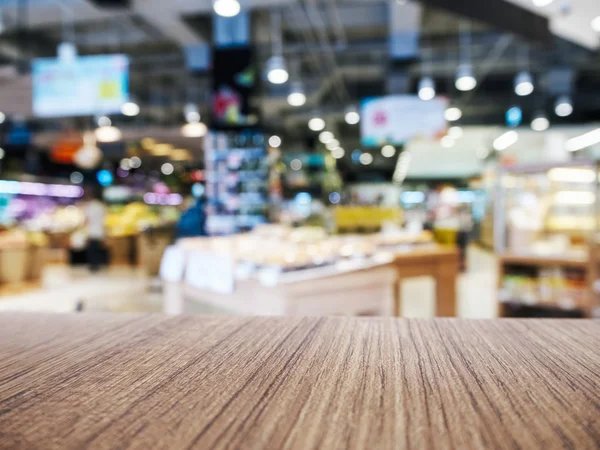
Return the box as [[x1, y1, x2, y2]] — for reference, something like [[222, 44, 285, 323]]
[[32, 54, 129, 118]]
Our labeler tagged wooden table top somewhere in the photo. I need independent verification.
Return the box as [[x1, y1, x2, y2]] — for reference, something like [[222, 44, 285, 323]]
[[1, 314, 598, 449]]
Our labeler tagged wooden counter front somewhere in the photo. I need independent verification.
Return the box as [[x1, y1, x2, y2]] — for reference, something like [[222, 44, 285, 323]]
[[1, 313, 598, 449]]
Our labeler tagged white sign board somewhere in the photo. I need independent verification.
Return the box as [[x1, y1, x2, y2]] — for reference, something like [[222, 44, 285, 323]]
[[360, 95, 448, 147]]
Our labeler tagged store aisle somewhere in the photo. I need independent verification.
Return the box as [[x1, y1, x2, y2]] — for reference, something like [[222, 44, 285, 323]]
[[0, 246, 498, 317]]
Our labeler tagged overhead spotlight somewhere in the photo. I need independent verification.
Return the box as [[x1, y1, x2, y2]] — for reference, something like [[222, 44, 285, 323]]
[[97, 116, 111, 127], [129, 156, 142, 169], [493, 130, 519, 151], [592, 16, 600, 32], [95, 126, 122, 143], [319, 131, 334, 144], [290, 158, 302, 170], [268, 135, 282, 148], [381, 145, 396, 157], [266, 56, 289, 84], [161, 163, 174, 175], [287, 82, 306, 106], [514, 71, 534, 96], [555, 95, 573, 117], [213, 0, 241, 17], [332, 148, 345, 159], [444, 107, 462, 122], [121, 101, 140, 117], [185, 104, 200, 123], [326, 139, 340, 151], [531, 113, 550, 131], [57, 42, 77, 63], [344, 106, 360, 125], [418, 76, 436, 101], [308, 117, 325, 131], [359, 153, 374, 165], [455, 65, 477, 91], [181, 122, 208, 138]]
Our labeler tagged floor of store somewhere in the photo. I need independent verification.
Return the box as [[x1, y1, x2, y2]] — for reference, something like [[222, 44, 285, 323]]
[[0, 245, 498, 317]]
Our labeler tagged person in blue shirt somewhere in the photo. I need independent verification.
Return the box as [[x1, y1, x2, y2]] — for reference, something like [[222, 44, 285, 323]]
[[176, 198, 207, 239]]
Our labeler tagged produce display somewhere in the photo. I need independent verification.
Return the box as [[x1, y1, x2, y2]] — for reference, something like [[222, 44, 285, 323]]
[[178, 225, 435, 273]]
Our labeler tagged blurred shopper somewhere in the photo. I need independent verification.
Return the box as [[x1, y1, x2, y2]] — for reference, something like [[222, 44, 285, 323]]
[[176, 198, 207, 239], [83, 188, 106, 272], [457, 205, 473, 272]]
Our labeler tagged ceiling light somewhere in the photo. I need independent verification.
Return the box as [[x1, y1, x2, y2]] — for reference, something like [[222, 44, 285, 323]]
[[514, 71, 534, 96], [266, 56, 289, 84], [548, 168, 596, 183], [381, 145, 396, 158], [181, 122, 208, 138], [97, 116, 111, 127], [287, 82, 306, 106], [440, 136, 455, 148], [554, 191, 595, 205], [532, 0, 554, 6], [326, 139, 340, 150], [565, 128, 600, 152], [448, 126, 463, 139], [290, 158, 302, 170], [418, 76, 436, 101], [445, 107, 462, 122], [0, 112, 5, 124], [319, 131, 334, 144], [332, 148, 345, 159], [455, 65, 477, 91], [161, 163, 174, 175], [95, 125, 121, 143], [359, 153, 373, 165], [555, 95, 573, 117], [120, 158, 131, 170], [592, 16, 600, 32], [70, 171, 84, 184], [121, 101, 140, 116], [129, 156, 142, 169], [213, 0, 241, 17], [268, 135, 282, 148], [308, 117, 325, 131], [345, 106, 360, 125], [74, 132, 102, 169], [493, 130, 519, 151], [57, 42, 77, 63], [531, 113, 550, 132]]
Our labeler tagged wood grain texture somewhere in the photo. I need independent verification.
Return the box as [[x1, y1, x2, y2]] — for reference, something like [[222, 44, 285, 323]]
[[0, 313, 599, 450]]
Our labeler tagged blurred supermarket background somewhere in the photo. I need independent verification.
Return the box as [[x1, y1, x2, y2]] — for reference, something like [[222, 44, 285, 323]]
[[1, 0, 600, 319]]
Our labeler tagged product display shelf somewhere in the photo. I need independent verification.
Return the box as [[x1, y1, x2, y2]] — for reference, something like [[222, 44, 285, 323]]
[[495, 160, 600, 318], [497, 252, 595, 317]]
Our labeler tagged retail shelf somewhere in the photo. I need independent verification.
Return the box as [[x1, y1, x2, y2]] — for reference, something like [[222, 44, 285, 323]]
[[498, 253, 589, 268]]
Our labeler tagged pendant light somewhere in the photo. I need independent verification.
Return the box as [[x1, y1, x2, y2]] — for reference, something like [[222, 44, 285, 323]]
[[418, 48, 436, 101], [514, 71, 534, 96], [213, 0, 241, 17], [555, 95, 573, 117], [514, 45, 534, 96], [344, 105, 360, 125], [288, 81, 306, 106], [57, 3, 77, 63], [266, 12, 288, 85], [455, 23, 476, 91], [531, 112, 550, 131]]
